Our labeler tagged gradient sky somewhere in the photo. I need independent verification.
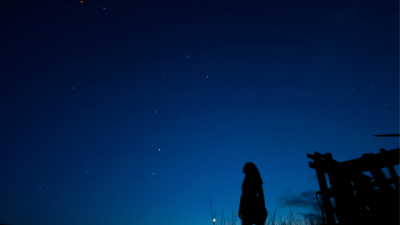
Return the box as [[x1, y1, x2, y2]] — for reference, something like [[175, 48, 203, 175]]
[[0, 0, 399, 224]]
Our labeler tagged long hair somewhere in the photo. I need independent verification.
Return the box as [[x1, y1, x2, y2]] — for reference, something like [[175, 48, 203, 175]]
[[242, 162, 263, 187]]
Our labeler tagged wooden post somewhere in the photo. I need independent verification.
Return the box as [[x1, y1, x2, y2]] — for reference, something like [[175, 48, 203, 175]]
[[315, 170, 335, 224]]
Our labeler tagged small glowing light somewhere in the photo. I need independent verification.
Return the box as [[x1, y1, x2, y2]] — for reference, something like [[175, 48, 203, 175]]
[[86, 171, 89, 173], [79, 0, 83, 3], [158, 149, 161, 151], [206, 76, 208, 78], [213, 218, 216, 222], [152, 173, 155, 175]]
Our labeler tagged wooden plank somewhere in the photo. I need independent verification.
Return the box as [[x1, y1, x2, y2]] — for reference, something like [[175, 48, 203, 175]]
[[373, 134, 400, 137], [326, 149, 399, 174]]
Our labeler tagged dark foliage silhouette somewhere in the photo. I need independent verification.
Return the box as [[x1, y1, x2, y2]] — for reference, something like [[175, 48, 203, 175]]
[[239, 162, 268, 225]]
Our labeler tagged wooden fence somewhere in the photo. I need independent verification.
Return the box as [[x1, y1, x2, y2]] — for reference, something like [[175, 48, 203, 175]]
[[307, 135, 399, 225]]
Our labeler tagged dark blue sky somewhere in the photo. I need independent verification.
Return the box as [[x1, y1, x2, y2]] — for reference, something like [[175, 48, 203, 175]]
[[0, 0, 398, 224]]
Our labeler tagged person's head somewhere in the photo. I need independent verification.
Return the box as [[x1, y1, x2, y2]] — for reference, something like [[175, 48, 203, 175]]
[[242, 162, 263, 184]]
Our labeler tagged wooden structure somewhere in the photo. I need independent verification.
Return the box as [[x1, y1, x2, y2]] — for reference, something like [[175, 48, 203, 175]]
[[307, 134, 399, 225]]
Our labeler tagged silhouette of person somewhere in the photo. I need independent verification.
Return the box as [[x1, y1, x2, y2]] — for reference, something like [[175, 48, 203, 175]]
[[239, 162, 267, 225]]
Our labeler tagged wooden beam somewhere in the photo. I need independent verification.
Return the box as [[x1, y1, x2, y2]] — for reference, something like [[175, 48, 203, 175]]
[[373, 134, 400, 137], [330, 149, 399, 174]]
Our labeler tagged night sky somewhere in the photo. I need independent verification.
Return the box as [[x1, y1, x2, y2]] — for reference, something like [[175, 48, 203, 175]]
[[0, 0, 399, 224]]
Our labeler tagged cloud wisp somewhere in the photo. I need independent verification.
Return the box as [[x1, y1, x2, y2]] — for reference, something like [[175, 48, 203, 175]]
[[276, 191, 320, 213]]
